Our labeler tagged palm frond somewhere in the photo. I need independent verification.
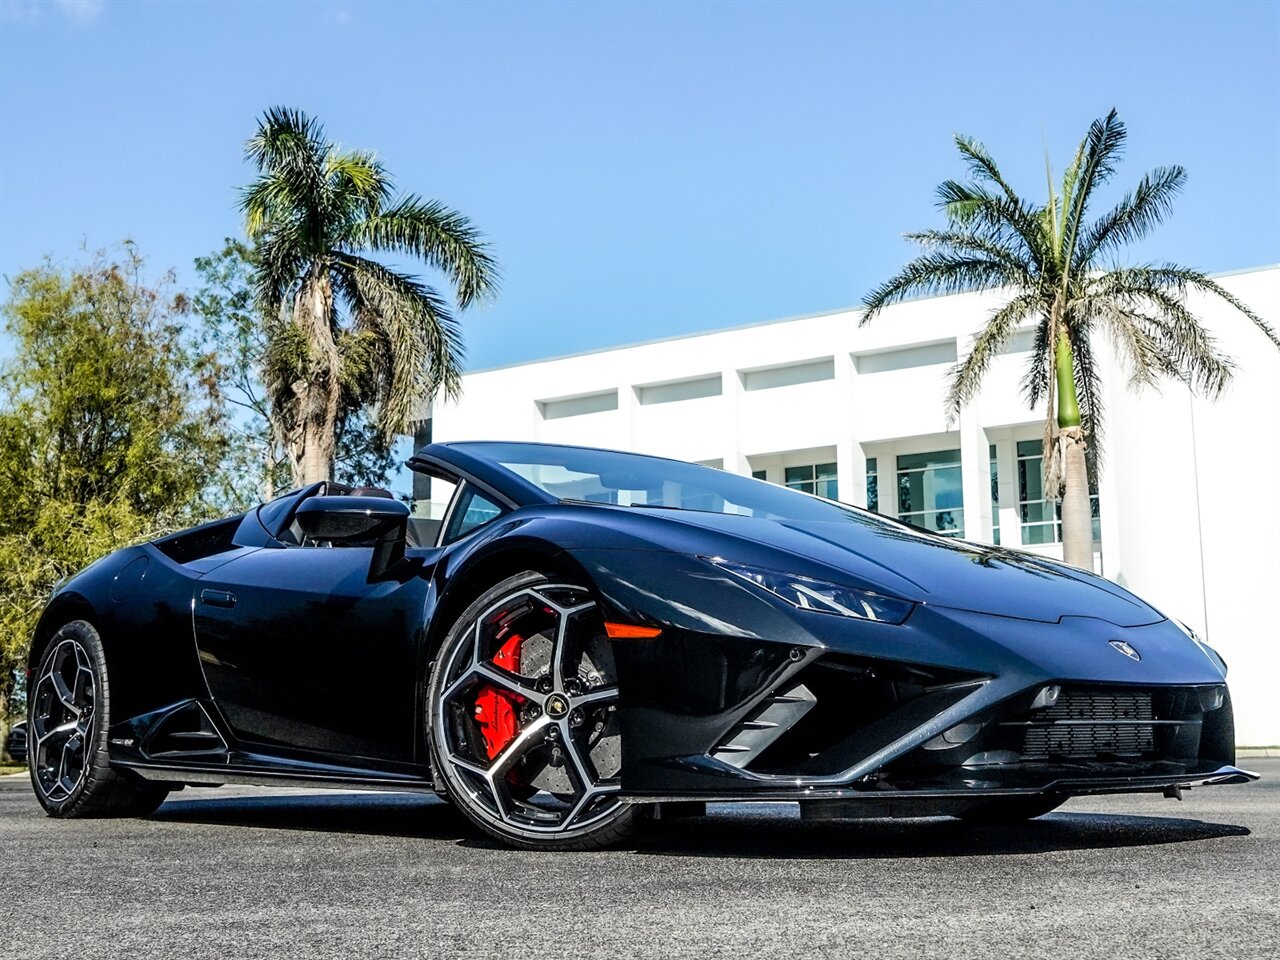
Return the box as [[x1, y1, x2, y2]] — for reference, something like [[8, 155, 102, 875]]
[[1059, 109, 1126, 271], [323, 148, 392, 224], [953, 135, 1022, 205], [250, 229, 308, 313], [332, 254, 465, 434], [903, 229, 1038, 281], [935, 179, 1051, 268], [241, 108, 327, 240], [946, 292, 1041, 415], [1020, 318, 1054, 412], [339, 196, 499, 307], [861, 252, 1031, 324], [1056, 141, 1086, 250], [1143, 305, 1235, 397], [245, 106, 325, 172], [1074, 166, 1187, 268], [1106, 264, 1279, 349], [1098, 283, 1234, 396], [1087, 299, 1173, 391]]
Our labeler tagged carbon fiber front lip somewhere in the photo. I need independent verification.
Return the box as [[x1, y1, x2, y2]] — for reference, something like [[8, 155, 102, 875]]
[[617, 765, 1259, 803]]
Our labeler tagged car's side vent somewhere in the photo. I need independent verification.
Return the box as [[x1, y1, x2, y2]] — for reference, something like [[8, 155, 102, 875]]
[[711, 683, 816, 769], [144, 702, 228, 758]]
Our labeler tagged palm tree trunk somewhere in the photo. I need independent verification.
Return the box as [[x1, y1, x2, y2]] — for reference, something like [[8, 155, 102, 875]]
[[1055, 331, 1094, 569], [290, 273, 340, 486]]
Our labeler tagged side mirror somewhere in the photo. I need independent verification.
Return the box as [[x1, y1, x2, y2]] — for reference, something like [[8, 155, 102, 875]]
[[294, 496, 410, 581], [294, 496, 409, 542]]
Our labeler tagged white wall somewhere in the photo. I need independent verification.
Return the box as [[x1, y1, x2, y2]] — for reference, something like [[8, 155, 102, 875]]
[[1101, 268, 1280, 745], [432, 266, 1280, 744]]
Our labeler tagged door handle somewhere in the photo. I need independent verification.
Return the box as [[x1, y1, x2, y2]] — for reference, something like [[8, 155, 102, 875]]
[[199, 589, 237, 609]]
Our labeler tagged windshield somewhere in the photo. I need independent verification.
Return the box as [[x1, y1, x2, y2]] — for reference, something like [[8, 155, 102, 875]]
[[456, 442, 877, 523]]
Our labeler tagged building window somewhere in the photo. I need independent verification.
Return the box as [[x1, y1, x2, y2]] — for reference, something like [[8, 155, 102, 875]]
[[785, 462, 837, 499], [896, 449, 963, 537], [751, 469, 768, 481], [1017, 440, 1101, 544], [865, 457, 878, 513], [990, 444, 1000, 546]]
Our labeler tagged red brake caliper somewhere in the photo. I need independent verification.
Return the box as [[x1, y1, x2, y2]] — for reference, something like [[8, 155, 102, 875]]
[[474, 632, 524, 760]]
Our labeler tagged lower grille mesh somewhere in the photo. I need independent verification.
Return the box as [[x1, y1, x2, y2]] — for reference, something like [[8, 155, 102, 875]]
[[1022, 691, 1155, 760]]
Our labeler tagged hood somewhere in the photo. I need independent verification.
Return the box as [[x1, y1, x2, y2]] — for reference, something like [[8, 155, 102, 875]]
[[645, 509, 1163, 628]]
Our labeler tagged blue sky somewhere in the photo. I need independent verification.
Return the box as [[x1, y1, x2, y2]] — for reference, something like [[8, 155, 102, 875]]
[[1, 0, 1278, 371]]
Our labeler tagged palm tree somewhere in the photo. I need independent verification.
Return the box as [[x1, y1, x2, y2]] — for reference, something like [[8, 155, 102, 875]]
[[241, 107, 498, 485], [861, 109, 1277, 569]]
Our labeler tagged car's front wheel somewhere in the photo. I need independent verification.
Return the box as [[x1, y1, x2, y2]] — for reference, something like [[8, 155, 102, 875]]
[[28, 620, 169, 818], [428, 571, 641, 850]]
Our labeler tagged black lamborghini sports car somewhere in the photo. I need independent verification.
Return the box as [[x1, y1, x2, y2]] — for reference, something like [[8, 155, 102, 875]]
[[27, 442, 1255, 848]]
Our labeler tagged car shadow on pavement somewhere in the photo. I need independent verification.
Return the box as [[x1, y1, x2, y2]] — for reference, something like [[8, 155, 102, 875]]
[[152, 791, 472, 840], [634, 809, 1251, 859], [152, 791, 1249, 857]]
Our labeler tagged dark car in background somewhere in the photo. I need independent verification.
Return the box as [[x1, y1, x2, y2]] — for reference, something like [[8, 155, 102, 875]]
[[23, 441, 1256, 849], [5, 721, 27, 765]]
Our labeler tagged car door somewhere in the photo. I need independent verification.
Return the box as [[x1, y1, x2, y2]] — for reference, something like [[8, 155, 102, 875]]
[[192, 527, 436, 766]]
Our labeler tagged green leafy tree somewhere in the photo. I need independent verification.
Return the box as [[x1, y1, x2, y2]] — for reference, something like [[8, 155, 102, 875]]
[[0, 247, 230, 741], [194, 239, 399, 498], [193, 239, 288, 503], [241, 107, 498, 486], [862, 110, 1277, 568]]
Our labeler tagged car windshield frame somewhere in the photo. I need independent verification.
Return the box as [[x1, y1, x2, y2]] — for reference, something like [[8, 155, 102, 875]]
[[448, 442, 881, 524]]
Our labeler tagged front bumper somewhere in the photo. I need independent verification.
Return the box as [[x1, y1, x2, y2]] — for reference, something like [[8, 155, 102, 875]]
[[574, 549, 1251, 801]]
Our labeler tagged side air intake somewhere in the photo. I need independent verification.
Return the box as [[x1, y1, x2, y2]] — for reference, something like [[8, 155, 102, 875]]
[[144, 701, 228, 758], [711, 683, 816, 769]]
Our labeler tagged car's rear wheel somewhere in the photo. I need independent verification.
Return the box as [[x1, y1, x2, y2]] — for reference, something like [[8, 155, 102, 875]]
[[954, 794, 1066, 823], [428, 571, 640, 850], [28, 620, 169, 818]]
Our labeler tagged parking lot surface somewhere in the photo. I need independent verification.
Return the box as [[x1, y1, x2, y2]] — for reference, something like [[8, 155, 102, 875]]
[[2, 760, 1278, 959]]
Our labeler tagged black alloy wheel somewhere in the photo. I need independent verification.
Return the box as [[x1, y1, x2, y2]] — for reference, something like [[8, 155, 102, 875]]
[[428, 572, 641, 849]]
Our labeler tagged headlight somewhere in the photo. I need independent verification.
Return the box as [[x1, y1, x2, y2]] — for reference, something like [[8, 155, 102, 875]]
[[1174, 619, 1228, 676], [707, 558, 916, 625]]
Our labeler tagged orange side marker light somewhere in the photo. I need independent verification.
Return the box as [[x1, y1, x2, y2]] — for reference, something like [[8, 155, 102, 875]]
[[604, 622, 663, 639]]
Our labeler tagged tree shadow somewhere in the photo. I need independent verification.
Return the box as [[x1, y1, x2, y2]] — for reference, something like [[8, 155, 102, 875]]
[[151, 791, 1250, 859]]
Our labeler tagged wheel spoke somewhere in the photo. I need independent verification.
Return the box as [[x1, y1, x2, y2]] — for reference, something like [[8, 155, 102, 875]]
[[558, 720, 594, 788], [550, 615, 569, 692], [443, 661, 546, 705], [50, 671, 79, 715], [44, 719, 78, 743], [449, 756, 492, 780], [490, 714, 551, 778], [575, 684, 618, 707], [566, 781, 622, 827], [473, 662, 545, 702]]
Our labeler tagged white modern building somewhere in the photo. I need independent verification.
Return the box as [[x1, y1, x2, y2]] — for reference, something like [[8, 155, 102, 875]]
[[426, 265, 1280, 745]]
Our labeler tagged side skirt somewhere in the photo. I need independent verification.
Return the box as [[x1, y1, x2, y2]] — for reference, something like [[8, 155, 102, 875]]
[[113, 759, 438, 794]]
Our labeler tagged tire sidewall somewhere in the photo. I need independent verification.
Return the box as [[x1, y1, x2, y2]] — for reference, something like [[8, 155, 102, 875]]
[[427, 570, 637, 849]]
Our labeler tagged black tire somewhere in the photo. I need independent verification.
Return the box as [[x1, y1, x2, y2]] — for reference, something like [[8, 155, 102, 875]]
[[28, 620, 169, 818], [428, 571, 642, 850], [954, 794, 1067, 824]]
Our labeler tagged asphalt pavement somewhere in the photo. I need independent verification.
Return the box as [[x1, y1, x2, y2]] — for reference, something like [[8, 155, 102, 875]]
[[2, 761, 1278, 959]]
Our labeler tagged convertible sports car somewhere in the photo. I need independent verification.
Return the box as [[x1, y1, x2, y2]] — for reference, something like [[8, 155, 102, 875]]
[[27, 441, 1255, 848]]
